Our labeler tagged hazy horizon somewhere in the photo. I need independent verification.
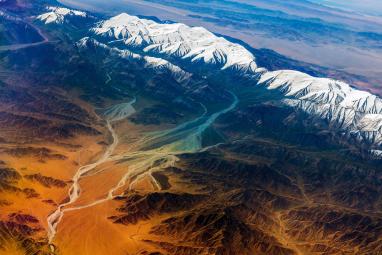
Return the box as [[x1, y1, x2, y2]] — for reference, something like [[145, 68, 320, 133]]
[[58, 0, 382, 95], [312, 0, 382, 16]]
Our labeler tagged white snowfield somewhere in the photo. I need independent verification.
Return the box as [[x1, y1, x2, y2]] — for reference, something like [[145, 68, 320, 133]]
[[259, 71, 382, 148], [38, 8, 382, 155], [92, 13, 259, 73], [77, 37, 192, 84], [371, 149, 382, 158], [143, 56, 193, 84], [37, 6, 87, 24]]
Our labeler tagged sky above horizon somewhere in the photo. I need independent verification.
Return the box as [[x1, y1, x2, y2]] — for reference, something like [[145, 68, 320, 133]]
[[59, 0, 382, 17], [312, 0, 382, 16]]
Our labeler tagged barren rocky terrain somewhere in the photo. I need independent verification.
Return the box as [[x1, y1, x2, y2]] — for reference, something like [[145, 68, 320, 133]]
[[0, 0, 382, 255]]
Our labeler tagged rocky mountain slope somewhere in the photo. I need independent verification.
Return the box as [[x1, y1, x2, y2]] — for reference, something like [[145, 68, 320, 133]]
[[42, 8, 382, 157], [0, 1, 381, 255]]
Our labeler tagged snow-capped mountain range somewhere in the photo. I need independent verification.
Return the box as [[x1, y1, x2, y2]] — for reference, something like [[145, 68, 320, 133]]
[[92, 13, 259, 74], [37, 6, 87, 24], [37, 7, 382, 156], [259, 71, 382, 149], [77, 37, 192, 85]]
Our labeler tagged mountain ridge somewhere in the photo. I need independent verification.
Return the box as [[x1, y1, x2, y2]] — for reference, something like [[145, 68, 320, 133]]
[[36, 7, 382, 157]]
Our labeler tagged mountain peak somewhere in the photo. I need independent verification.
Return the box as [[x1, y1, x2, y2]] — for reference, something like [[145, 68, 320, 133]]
[[92, 13, 259, 73], [37, 7, 382, 156], [37, 6, 87, 24], [259, 70, 382, 150]]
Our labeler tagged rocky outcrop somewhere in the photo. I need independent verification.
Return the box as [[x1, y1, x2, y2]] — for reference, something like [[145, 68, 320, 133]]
[[151, 207, 296, 255], [0, 167, 21, 192], [0, 213, 50, 255], [24, 173, 67, 188], [110, 192, 205, 225], [3, 147, 67, 160]]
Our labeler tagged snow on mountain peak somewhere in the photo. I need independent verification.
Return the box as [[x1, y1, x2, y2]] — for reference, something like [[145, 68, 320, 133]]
[[259, 70, 382, 114], [259, 70, 382, 147], [77, 37, 192, 85], [37, 6, 87, 24], [92, 13, 258, 73], [144, 56, 193, 83], [370, 149, 382, 159], [40, 8, 382, 153]]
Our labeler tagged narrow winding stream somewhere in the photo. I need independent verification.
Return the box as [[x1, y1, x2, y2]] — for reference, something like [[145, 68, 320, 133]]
[[47, 99, 136, 247], [47, 93, 238, 248], [47, 121, 118, 244]]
